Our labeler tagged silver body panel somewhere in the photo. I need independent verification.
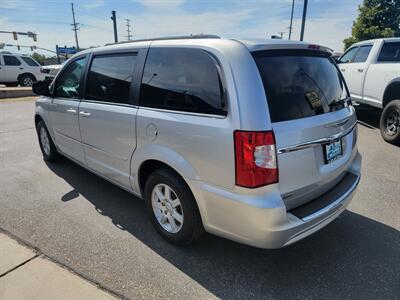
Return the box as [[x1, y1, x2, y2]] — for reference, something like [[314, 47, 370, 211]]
[[35, 37, 361, 249]]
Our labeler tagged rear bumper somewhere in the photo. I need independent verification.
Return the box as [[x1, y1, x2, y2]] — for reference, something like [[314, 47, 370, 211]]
[[188, 151, 361, 249]]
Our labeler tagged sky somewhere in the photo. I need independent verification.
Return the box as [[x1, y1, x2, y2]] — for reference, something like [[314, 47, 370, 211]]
[[0, 0, 362, 56]]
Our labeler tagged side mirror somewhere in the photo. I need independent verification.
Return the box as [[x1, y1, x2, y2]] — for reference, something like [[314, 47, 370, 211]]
[[32, 80, 52, 97]]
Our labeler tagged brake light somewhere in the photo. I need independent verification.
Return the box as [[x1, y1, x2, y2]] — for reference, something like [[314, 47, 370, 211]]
[[234, 131, 278, 188]]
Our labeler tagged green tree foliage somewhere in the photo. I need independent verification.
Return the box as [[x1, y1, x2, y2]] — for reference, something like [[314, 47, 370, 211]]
[[343, 0, 400, 50], [31, 52, 47, 65]]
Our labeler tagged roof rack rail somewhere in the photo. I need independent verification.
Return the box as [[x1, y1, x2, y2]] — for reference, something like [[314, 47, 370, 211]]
[[105, 34, 221, 46]]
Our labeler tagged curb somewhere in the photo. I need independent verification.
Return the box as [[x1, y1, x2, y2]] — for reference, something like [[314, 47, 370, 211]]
[[0, 88, 35, 99]]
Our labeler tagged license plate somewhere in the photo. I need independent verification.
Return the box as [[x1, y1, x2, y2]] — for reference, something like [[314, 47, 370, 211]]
[[324, 139, 342, 163]]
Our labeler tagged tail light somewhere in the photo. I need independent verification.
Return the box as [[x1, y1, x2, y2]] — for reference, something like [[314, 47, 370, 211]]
[[234, 131, 278, 188], [40, 67, 43, 73]]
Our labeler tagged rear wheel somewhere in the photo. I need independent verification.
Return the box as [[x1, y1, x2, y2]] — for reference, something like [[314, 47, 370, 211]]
[[144, 169, 203, 245], [36, 120, 60, 161], [19, 74, 35, 87], [380, 100, 400, 146]]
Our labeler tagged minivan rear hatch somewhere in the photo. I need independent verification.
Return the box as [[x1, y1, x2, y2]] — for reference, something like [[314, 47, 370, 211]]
[[253, 49, 357, 210]]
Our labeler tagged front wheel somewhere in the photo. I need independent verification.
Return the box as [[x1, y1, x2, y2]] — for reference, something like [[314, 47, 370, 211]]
[[380, 100, 400, 146], [36, 120, 60, 161], [144, 169, 204, 245]]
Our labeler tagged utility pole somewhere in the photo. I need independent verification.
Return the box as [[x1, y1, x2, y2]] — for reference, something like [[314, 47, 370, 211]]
[[300, 0, 308, 41], [111, 11, 118, 43], [71, 2, 80, 50], [288, 0, 295, 40], [125, 19, 132, 40]]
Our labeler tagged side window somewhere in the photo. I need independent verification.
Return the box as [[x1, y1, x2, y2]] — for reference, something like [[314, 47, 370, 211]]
[[21, 57, 40, 66], [85, 53, 136, 104], [352, 45, 372, 63], [55, 57, 87, 99], [140, 48, 226, 116], [3, 55, 22, 66], [378, 42, 400, 62], [339, 47, 358, 64]]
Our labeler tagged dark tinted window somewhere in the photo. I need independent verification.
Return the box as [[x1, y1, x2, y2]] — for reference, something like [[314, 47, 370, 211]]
[[253, 50, 348, 123], [140, 48, 225, 115], [86, 53, 136, 104], [3, 55, 21, 66], [339, 47, 358, 63], [21, 57, 39, 66], [55, 57, 86, 98], [352, 45, 372, 63], [378, 42, 400, 62]]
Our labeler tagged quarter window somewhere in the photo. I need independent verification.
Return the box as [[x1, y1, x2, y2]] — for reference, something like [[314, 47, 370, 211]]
[[352, 45, 372, 63], [3, 55, 21, 66], [140, 48, 226, 115], [55, 57, 87, 99], [378, 42, 400, 62], [85, 53, 137, 104]]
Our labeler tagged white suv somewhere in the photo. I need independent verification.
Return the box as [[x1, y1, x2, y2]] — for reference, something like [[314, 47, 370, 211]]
[[0, 52, 44, 86]]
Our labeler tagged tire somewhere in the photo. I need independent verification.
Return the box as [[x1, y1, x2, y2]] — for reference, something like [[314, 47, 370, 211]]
[[380, 100, 400, 146], [19, 74, 36, 87], [144, 169, 204, 245], [36, 120, 60, 161]]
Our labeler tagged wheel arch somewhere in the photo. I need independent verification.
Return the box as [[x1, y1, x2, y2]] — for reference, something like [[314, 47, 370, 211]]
[[383, 79, 400, 107], [17, 72, 37, 82]]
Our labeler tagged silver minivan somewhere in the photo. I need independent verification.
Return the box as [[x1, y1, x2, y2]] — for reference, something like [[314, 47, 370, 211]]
[[33, 36, 361, 249]]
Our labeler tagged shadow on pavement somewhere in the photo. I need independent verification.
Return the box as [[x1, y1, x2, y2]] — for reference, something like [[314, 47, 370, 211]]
[[354, 104, 381, 129], [46, 160, 400, 299]]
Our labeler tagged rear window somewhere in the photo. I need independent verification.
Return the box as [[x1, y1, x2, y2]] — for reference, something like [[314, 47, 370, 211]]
[[253, 50, 349, 122], [21, 57, 39, 66], [378, 42, 400, 62]]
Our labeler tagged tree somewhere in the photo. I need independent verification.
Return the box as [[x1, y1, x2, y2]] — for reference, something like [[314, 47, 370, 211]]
[[343, 0, 400, 50], [31, 52, 47, 65]]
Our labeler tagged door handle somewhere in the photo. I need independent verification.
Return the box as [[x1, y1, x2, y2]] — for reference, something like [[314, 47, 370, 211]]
[[340, 68, 345, 72], [19, 67, 24, 70], [66, 108, 77, 114], [357, 68, 364, 72], [79, 111, 91, 117]]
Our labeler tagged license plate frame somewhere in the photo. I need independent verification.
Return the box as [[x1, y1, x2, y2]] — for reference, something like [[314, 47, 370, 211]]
[[324, 139, 343, 164]]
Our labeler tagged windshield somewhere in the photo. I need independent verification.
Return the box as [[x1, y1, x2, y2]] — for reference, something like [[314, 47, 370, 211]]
[[253, 50, 349, 123]]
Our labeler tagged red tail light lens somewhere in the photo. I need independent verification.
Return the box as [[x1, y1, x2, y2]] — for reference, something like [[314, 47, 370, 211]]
[[234, 131, 278, 188]]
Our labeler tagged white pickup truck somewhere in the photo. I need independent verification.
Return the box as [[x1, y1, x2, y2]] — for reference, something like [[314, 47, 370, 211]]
[[338, 38, 400, 145]]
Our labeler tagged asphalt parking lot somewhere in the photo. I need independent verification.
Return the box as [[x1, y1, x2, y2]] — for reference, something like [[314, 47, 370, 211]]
[[0, 98, 399, 299]]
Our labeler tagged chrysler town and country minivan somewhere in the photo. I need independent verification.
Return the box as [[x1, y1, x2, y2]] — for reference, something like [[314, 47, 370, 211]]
[[33, 35, 361, 249]]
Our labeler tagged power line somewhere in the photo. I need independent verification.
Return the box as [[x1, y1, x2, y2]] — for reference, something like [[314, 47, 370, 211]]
[[71, 2, 80, 50], [126, 19, 132, 41]]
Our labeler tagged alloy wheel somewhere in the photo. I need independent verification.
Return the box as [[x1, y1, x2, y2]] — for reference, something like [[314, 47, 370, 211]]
[[151, 183, 184, 233]]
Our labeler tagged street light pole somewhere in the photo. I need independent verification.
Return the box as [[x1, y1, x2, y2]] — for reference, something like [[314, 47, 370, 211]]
[[300, 0, 308, 41], [111, 11, 118, 43], [288, 0, 295, 40]]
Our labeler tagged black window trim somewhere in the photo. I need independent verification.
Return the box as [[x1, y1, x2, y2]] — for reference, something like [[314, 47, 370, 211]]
[[51, 53, 89, 101], [138, 47, 229, 118], [81, 48, 146, 107], [376, 41, 400, 64]]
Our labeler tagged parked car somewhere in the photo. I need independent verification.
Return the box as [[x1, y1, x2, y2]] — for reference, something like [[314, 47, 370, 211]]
[[41, 62, 64, 81], [0, 52, 44, 86], [338, 38, 400, 145], [33, 36, 361, 249]]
